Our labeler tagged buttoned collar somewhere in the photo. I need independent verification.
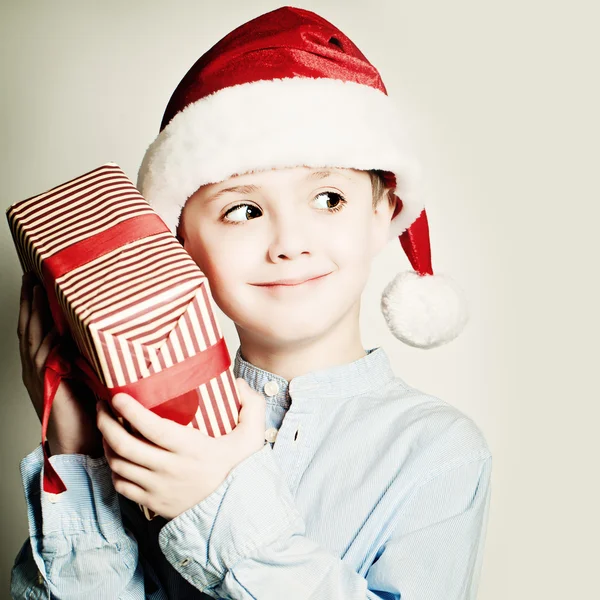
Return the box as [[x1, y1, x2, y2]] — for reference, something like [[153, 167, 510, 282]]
[[233, 346, 395, 408]]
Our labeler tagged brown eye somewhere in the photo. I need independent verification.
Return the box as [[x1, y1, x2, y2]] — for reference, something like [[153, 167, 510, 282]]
[[313, 191, 346, 210], [224, 204, 262, 222]]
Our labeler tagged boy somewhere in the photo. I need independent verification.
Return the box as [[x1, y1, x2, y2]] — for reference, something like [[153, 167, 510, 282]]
[[11, 6, 491, 600]]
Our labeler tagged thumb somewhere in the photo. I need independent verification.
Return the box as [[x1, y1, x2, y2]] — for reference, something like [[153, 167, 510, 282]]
[[235, 378, 266, 429]]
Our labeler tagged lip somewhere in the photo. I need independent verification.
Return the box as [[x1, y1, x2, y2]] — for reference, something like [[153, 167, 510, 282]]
[[252, 272, 332, 287]]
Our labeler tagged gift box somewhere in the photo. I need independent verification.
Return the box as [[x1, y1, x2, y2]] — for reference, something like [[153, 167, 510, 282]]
[[6, 163, 241, 519]]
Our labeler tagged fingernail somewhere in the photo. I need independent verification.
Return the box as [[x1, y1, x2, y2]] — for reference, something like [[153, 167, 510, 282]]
[[113, 392, 131, 405]]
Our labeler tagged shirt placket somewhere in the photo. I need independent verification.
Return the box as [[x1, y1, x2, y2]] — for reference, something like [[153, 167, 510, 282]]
[[272, 402, 317, 496]]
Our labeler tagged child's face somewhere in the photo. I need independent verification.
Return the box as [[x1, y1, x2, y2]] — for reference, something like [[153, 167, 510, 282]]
[[180, 166, 395, 349]]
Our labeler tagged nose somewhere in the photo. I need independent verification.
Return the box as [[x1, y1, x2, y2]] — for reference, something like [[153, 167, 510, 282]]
[[266, 212, 311, 263]]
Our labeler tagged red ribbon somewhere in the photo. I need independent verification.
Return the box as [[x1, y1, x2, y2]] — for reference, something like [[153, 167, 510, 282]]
[[41, 346, 72, 494]]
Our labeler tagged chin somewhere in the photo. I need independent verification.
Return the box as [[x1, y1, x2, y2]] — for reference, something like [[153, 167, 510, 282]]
[[234, 303, 356, 349]]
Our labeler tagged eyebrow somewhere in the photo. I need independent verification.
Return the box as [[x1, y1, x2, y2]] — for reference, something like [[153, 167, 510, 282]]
[[305, 169, 354, 181], [205, 184, 260, 204]]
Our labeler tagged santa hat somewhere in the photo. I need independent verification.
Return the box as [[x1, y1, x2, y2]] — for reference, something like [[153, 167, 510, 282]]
[[137, 5, 468, 349]]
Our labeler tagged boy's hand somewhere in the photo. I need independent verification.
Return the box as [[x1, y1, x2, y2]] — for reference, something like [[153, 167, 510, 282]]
[[18, 273, 103, 457], [97, 379, 267, 520]]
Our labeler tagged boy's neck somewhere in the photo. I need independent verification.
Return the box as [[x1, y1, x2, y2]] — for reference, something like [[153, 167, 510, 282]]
[[236, 311, 366, 382]]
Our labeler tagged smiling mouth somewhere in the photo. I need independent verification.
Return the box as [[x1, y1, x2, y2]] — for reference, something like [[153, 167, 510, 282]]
[[252, 272, 332, 287]]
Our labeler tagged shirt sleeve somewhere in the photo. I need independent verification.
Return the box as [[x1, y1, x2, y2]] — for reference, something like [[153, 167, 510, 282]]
[[158, 443, 492, 599], [366, 452, 492, 599], [10, 443, 149, 600]]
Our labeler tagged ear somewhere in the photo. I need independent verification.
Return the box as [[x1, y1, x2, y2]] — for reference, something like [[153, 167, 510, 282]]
[[370, 190, 397, 257]]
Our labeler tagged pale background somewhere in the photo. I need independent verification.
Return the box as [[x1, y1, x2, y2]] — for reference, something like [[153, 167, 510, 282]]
[[1, 0, 598, 598]]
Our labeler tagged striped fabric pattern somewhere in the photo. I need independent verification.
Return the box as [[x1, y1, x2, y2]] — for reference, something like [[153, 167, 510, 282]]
[[6, 163, 240, 436]]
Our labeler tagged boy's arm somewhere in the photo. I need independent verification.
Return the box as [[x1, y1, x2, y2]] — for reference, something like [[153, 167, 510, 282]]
[[364, 452, 492, 599], [158, 443, 492, 600], [11, 443, 152, 600]]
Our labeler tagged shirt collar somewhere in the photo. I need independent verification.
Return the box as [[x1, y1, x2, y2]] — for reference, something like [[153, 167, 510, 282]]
[[233, 346, 395, 408]]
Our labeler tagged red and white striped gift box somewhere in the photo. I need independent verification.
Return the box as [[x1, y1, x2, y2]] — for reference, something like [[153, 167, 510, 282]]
[[6, 162, 241, 518]]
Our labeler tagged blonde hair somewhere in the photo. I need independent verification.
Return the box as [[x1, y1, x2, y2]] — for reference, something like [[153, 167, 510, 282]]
[[367, 169, 396, 209]]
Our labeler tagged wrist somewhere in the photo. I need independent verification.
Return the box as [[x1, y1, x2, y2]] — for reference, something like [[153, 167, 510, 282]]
[[46, 417, 104, 458], [46, 437, 104, 459]]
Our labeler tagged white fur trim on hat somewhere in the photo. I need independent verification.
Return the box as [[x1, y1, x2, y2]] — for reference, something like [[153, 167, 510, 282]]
[[381, 271, 469, 348], [137, 77, 424, 237]]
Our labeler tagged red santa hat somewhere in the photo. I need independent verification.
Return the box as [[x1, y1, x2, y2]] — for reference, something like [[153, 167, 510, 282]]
[[137, 5, 468, 349]]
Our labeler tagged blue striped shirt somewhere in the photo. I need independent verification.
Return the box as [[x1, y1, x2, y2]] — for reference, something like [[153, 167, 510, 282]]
[[11, 346, 492, 599]]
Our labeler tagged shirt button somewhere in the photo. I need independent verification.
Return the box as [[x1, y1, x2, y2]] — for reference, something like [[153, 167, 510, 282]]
[[179, 557, 191, 567], [37, 571, 44, 585], [264, 427, 279, 443], [263, 380, 280, 396]]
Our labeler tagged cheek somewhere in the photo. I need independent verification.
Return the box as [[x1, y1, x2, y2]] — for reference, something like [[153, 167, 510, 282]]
[[329, 216, 374, 267], [184, 231, 218, 283], [186, 232, 251, 294], [185, 238, 212, 276]]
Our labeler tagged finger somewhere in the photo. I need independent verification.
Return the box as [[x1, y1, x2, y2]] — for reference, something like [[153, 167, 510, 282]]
[[35, 283, 55, 335], [33, 328, 59, 373], [97, 400, 171, 469], [110, 472, 148, 506], [25, 285, 45, 357], [102, 438, 154, 491], [17, 274, 33, 360], [234, 378, 266, 429], [109, 393, 186, 452]]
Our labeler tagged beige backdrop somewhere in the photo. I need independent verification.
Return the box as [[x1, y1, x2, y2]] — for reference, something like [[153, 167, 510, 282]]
[[1, 1, 598, 598]]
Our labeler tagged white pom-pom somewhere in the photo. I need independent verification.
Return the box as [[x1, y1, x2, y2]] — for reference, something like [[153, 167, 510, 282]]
[[381, 271, 469, 349]]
